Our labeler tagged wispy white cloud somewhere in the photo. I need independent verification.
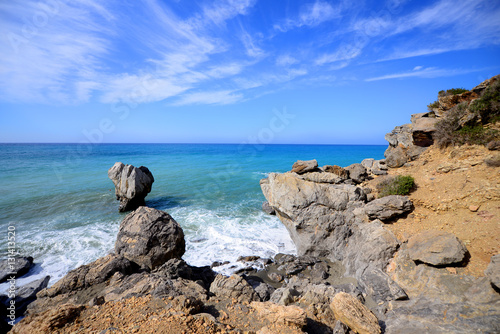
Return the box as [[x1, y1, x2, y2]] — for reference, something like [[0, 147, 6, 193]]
[[315, 44, 363, 65], [190, 0, 256, 27], [274, 0, 340, 32], [276, 55, 299, 67], [369, 0, 500, 61], [365, 67, 484, 82], [241, 30, 266, 58], [172, 90, 244, 106], [0, 1, 111, 103], [1, 0, 499, 107]]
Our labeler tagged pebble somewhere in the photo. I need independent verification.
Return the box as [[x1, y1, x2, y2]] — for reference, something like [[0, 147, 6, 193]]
[[469, 205, 480, 212]]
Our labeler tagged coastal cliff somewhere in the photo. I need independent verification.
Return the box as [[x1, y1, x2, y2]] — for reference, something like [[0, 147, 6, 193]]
[[8, 75, 500, 333]]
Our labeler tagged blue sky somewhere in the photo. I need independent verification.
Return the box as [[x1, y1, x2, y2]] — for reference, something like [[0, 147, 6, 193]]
[[0, 0, 499, 144]]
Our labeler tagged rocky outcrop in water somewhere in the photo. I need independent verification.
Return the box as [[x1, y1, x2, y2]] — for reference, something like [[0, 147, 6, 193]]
[[115, 206, 185, 270], [0, 257, 33, 283], [108, 162, 155, 212]]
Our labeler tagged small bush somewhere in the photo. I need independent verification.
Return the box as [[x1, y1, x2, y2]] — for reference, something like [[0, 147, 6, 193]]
[[427, 100, 440, 111], [438, 88, 468, 98], [469, 80, 500, 124], [434, 100, 500, 148], [377, 175, 415, 197]]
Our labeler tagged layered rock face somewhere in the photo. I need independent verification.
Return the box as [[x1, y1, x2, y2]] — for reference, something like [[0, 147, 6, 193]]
[[384, 74, 500, 168], [108, 162, 155, 212], [260, 162, 412, 307], [260, 159, 500, 333]]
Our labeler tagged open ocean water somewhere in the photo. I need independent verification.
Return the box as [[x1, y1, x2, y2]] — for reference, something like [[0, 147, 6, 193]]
[[0, 143, 385, 291]]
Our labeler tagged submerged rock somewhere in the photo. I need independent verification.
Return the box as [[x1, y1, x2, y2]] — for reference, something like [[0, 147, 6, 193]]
[[115, 207, 185, 270], [108, 162, 154, 212]]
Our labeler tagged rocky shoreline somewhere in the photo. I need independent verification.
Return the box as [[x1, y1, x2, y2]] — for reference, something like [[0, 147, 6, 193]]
[[2, 76, 500, 333]]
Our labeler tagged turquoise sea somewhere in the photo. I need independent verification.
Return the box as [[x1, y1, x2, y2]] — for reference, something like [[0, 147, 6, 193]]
[[0, 143, 385, 290]]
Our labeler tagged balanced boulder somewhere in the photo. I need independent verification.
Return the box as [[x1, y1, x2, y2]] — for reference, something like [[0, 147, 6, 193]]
[[115, 207, 185, 270], [108, 162, 154, 212]]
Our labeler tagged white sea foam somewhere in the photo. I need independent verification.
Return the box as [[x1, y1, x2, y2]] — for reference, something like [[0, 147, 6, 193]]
[[0, 219, 119, 293], [170, 206, 296, 275], [0, 204, 295, 293]]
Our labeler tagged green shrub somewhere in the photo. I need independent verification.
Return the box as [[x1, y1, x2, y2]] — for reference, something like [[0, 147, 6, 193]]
[[469, 80, 500, 124], [427, 100, 440, 111], [438, 88, 468, 98], [377, 175, 415, 197], [433, 84, 500, 148]]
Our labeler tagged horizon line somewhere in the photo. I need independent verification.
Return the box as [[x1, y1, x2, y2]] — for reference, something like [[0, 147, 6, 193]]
[[0, 142, 388, 146]]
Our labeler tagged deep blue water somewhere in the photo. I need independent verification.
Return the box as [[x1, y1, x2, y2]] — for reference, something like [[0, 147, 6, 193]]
[[0, 143, 385, 288]]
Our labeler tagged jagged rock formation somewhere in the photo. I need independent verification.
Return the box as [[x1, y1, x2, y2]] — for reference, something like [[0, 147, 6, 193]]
[[384, 74, 500, 168], [260, 158, 500, 333], [260, 164, 412, 310], [108, 162, 155, 212]]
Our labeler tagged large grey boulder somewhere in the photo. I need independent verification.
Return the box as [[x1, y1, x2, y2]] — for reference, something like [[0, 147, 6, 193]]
[[345, 163, 367, 184], [115, 207, 185, 270], [343, 220, 407, 303], [0, 256, 33, 283], [210, 274, 259, 303], [108, 162, 155, 212], [407, 230, 467, 266], [261, 173, 406, 304], [485, 254, 500, 290], [412, 115, 438, 147], [363, 195, 413, 221], [261, 172, 366, 259]]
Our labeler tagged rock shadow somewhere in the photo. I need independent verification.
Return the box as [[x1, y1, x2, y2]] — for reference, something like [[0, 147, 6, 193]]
[[146, 196, 187, 211]]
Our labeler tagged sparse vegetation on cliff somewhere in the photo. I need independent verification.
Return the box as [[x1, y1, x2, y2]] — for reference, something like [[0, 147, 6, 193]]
[[438, 88, 468, 97], [377, 175, 415, 197], [433, 80, 500, 148]]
